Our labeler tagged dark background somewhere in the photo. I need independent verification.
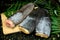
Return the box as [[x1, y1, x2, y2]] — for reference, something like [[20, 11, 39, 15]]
[[0, 0, 60, 40]]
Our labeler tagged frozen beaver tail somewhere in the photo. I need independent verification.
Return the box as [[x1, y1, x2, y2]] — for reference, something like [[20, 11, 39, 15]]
[[5, 3, 34, 28]]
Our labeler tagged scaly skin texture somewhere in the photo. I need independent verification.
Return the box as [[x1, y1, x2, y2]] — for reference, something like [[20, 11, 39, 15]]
[[19, 7, 51, 36], [36, 17, 51, 38], [35, 8, 51, 38], [5, 3, 34, 28], [19, 13, 36, 34], [18, 7, 38, 34]]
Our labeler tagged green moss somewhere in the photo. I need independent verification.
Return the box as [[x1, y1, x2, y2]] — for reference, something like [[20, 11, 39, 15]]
[[4, 0, 59, 34], [0, 0, 60, 40]]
